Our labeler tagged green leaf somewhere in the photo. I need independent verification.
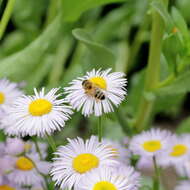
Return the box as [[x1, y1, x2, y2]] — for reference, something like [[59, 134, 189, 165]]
[[177, 117, 190, 134], [25, 55, 53, 92], [155, 70, 190, 96], [72, 28, 115, 70], [171, 7, 189, 41], [0, 15, 65, 81], [61, 0, 125, 22]]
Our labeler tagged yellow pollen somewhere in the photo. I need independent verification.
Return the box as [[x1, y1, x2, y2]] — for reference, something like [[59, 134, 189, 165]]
[[72, 153, 99, 173], [0, 185, 15, 190], [93, 181, 117, 190], [29, 99, 52, 116], [170, 144, 188, 157], [0, 92, 5, 104], [89, 77, 107, 90], [142, 140, 162, 152], [16, 156, 35, 171]]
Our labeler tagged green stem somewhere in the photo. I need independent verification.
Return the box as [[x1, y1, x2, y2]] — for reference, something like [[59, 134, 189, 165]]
[[134, 0, 168, 132], [32, 137, 43, 160], [98, 116, 102, 142], [46, 134, 57, 152], [152, 156, 160, 190], [0, 0, 16, 40], [115, 109, 133, 136], [45, 0, 58, 26]]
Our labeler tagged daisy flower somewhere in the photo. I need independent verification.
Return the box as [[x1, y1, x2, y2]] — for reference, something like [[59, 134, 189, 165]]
[[7, 154, 50, 186], [51, 136, 119, 189], [129, 128, 172, 158], [0, 78, 23, 112], [175, 160, 190, 178], [102, 139, 131, 165], [4, 88, 73, 137], [64, 68, 127, 116], [78, 166, 140, 190], [161, 134, 190, 166], [175, 181, 190, 190]]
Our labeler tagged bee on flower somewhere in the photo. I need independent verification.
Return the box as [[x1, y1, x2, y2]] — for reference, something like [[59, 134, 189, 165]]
[[64, 68, 127, 116]]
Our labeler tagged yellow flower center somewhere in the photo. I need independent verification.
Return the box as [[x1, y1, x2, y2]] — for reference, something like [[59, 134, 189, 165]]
[[93, 181, 117, 190], [72, 153, 99, 173], [170, 144, 188, 157], [142, 140, 162, 152], [89, 77, 107, 89], [0, 92, 5, 104], [29, 99, 52, 116], [0, 185, 15, 190], [16, 156, 35, 171]]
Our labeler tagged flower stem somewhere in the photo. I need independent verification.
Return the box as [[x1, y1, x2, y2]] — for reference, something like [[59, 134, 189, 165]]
[[98, 116, 102, 142], [134, 0, 168, 132], [0, 0, 16, 40], [32, 137, 43, 160], [46, 134, 57, 152], [152, 156, 160, 190]]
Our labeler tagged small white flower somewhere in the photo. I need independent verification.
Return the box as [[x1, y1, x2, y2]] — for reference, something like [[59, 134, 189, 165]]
[[175, 181, 190, 190], [51, 136, 119, 189], [4, 88, 73, 137], [0, 78, 23, 112], [129, 128, 172, 158], [160, 134, 190, 166], [7, 154, 50, 186], [102, 139, 131, 165], [64, 68, 127, 116], [78, 166, 140, 190]]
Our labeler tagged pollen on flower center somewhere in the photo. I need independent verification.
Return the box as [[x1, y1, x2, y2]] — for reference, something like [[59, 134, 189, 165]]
[[142, 140, 162, 152], [93, 181, 117, 190], [0, 92, 5, 104], [16, 156, 35, 171], [170, 144, 188, 157], [0, 185, 15, 190], [89, 77, 107, 90], [72, 153, 99, 173], [29, 99, 52, 116]]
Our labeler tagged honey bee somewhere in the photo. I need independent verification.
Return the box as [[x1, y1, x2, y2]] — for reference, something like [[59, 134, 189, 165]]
[[82, 80, 105, 100]]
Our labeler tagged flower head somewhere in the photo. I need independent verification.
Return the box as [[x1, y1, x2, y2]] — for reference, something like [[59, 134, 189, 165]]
[[4, 88, 73, 137], [129, 128, 172, 158], [51, 136, 118, 189], [7, 154, 50, 186], [64, 69, 127, 116], [78, 166, 140, 190]]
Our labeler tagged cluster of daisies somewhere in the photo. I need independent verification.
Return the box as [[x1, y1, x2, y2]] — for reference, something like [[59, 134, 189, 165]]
[[130, 128, 190, 190], [0, 137, 50, 189], [0, 68, 127, 137], [1, 68, 190, 190]]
